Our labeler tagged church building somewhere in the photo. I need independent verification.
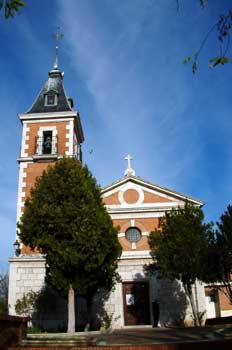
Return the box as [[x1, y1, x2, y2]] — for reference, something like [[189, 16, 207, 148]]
[[8, 47, 232, 329]]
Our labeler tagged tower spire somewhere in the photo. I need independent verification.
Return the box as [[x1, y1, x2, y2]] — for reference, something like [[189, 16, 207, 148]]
[[53, 28, 63, 70]]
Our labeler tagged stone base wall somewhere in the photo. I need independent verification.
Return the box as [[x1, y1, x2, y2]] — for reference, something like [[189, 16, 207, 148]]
[[105, 258, 207, 328], [8, 255, 207, 330], [8, 255, 46, 315]]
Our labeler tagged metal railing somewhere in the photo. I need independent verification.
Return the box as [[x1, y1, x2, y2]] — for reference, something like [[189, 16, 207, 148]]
[[34, 136, 58, 156]]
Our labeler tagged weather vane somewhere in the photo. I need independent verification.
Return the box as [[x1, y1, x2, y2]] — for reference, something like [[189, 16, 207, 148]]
[[53, 27, 63, 69]]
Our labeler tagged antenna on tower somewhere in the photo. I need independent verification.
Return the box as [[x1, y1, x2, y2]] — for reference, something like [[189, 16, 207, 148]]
[[53, 27, 63, 70]]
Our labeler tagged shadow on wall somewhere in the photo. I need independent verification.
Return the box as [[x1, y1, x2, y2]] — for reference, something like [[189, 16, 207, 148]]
[[32, 285, 67, 332], [144, 264, 188, 326], [31, 284, 111, 332]]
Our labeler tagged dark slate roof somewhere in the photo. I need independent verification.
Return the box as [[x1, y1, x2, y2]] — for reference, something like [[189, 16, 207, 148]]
[[26, 68, 72, 114]]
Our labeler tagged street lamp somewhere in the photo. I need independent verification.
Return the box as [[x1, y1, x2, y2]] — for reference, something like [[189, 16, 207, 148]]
[[13, 240, 21, 257]]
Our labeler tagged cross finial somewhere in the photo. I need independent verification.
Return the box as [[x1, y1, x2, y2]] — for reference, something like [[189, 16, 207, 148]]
[[53, 27, 63, 69], [124, 154, 135, 177]]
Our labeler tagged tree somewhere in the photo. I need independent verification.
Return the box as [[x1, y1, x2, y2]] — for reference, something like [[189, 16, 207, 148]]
[[179, 1, 232, 72], [18, 158, 121, 332], [15, 290, 37, 318], [0, 273, 8, 315], [148, 203, 211, 326], [0, 0, 26, 19], [202, 205, 232, 304]]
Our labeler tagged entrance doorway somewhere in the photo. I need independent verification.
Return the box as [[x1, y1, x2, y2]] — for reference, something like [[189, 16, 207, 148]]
[[205, 292, 217, 319], [122, 281, 150, 325]]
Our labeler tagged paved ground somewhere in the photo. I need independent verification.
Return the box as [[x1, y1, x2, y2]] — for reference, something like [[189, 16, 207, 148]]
[[28, 326, 232, 345], [88, 326, 231, 345]]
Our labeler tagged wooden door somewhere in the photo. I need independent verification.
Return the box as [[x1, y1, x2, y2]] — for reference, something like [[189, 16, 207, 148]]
[[123, 282, 150, 325]]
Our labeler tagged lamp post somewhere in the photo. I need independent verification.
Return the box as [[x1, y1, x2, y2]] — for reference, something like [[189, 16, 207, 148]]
[[13, 240, 21, 257]]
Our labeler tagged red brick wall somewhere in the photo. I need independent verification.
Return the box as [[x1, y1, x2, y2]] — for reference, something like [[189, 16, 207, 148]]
[[143, 191, 172, 203], [26, 121, 69, 156], [113, 218, 159, 251]]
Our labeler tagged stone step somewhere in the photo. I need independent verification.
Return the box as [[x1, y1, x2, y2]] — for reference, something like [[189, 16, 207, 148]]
[[8, 339, 232, 350], [8, 338, 98, 349]]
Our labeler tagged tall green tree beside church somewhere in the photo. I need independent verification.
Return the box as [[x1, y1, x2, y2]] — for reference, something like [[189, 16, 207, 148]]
[[18, 158, 121, 333], [201, 205, 232, 304], [148, 203, 212, 326], [0, 273, 8, 315]]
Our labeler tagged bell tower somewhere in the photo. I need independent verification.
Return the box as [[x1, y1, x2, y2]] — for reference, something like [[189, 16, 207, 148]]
[[8, 40, 84, 314], [17, 65, 84, 241], [17, 52, 84, 241]]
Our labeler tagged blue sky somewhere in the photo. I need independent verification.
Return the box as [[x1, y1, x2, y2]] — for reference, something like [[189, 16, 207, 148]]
[[1, 0, 232, 271]]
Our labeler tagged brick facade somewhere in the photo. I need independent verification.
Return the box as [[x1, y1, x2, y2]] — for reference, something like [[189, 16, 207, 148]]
[[8, 62, 230, 330]]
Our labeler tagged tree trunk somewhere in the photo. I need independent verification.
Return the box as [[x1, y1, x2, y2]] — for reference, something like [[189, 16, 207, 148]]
[[183, 283, 200, 326], [67, 285, 75, 333]]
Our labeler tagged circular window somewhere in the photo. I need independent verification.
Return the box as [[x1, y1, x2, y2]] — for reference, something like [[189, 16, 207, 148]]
[[125, 227, 141, 243]]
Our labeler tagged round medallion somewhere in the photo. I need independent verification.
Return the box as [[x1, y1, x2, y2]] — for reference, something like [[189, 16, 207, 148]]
[[123, 189, 139, 204]]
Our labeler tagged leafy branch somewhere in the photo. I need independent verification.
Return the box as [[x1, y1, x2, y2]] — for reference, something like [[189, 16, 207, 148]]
[[183, 6, 232, 73], [0, 0, 26, 19]]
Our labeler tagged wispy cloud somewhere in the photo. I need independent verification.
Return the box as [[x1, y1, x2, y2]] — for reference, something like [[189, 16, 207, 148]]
[[57, 0, 200, 187]]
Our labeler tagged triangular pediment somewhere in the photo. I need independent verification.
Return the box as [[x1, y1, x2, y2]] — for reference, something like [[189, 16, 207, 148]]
[[101, 175, 203, 210]]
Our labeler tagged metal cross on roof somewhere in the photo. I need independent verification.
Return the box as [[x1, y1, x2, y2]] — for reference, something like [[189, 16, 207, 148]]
[[53, 27, 63, 69], [124, 154, 135, 177]]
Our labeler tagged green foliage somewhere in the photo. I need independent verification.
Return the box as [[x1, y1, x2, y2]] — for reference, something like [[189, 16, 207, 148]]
[[0, 0, 26, 19], [100, 312, 120, 330], [149, 203, 211, 287], [0, 273, 8, 315], [209, 56, 230, 68], [27, 326, 47, 334], [182, 56, 191, 65], [15, 290, 37, 317], [148, 203, 212, 325], [18, 158, 121, 297], [202, 205, 232, 303]]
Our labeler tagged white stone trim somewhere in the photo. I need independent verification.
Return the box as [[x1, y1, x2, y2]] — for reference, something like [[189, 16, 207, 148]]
[[22, 118, 73, 124], [101, 177, 204, 206], [109, 212, 166, 220], [118, 183, 144, 207], [131, 242, 136, 250], [107, 204, 183, 215], [102, 181, 178, 202], [142, 231, 149, 236], [16, 160, 33, 240], [19, 111, 78, 120], [21, 124, 30, 157], [221, 310, 232, 317], [37, 126, 57, 155], [120, 250, 151, 259], [65, 119, 74, 156], [106, 201, 181, 210], [16, 162, 30, 224], [18, 155, 64, 162], [118, 232, 125, 238], [9, 255, 45, 263]]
